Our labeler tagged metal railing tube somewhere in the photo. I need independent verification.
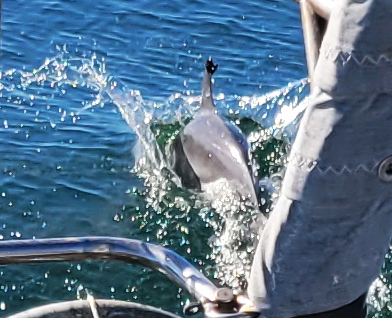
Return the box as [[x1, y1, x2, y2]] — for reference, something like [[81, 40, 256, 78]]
[[0, 237, 218, 303]]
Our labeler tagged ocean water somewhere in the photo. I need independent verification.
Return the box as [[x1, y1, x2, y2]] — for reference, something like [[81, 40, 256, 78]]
[[0, 0, 390, 317]]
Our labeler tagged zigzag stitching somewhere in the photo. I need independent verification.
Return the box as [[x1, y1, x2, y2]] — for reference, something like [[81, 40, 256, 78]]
[[316, 162, 379, 175], [323, 48, 392, 66], [350, 54, 392, 65], [354, 163, 379, 173], [316, 165, 352, 175], [289, 152, 379, 175]]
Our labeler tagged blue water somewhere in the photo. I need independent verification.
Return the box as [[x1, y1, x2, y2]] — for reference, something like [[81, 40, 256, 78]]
[[0, 0, 390, 317]]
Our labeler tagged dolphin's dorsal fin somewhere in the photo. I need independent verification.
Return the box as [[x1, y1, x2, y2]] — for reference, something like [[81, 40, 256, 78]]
[[201, 58, 218, 111]]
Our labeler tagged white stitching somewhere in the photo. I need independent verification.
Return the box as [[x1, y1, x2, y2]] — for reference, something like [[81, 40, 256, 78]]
[[323, 48, 392, 66], [290, 153, 379, 175], [316, 162, 379, 175]]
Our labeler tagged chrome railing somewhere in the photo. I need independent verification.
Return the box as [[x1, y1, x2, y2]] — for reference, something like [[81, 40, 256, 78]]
[[0, 237, 259, 318]]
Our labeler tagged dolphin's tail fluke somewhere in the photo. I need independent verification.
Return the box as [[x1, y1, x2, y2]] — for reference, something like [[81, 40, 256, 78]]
[[201, 58, 218, 110], [205, 58, 218, 75]]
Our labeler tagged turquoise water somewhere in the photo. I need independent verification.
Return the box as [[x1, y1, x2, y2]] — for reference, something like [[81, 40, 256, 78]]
[[0, 0, 390, 317]]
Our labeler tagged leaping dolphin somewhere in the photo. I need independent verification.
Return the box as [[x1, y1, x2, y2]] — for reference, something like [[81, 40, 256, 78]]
[[169, 58, 259, 207]]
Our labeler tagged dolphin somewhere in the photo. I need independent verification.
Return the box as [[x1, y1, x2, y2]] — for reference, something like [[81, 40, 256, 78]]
[[169, 58, 259, 207]]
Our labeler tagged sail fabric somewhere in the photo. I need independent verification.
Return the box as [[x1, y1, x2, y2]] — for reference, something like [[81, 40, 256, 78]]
[[248, 0, 392, 316]]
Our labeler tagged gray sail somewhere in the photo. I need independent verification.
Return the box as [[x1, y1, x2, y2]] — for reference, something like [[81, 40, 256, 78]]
[[248, 0, 392, 317]]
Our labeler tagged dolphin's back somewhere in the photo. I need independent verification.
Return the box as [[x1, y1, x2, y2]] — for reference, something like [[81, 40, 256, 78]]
[[181, 108, 258, 204], [223, 118, 260, 195]]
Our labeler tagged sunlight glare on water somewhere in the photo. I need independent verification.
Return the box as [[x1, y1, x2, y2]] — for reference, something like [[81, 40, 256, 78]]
[[0, 47, 304, 300]]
